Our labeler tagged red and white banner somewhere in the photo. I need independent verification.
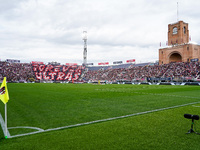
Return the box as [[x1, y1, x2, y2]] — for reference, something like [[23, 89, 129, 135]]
[[98, 62, 109, 65], [31, 61, 44, 64], [126, 59, 135, 63], [32, 64, 85, 81], [66, 63, 78, 66]]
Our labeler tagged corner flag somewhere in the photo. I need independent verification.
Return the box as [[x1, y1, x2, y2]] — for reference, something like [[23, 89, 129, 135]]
[[0, 77, 9, 104]]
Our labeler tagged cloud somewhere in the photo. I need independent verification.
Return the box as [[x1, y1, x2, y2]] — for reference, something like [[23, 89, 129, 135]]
[[0, 0, 199, 65]]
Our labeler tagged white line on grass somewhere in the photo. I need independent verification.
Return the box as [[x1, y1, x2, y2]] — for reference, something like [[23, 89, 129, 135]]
[[0, 113, 11, 138], [7, 100, 200, 139], [8, 126, 44, 131]]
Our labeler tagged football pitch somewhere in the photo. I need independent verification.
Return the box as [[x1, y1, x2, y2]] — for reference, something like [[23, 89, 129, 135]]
[[1, 83, 200, 149]]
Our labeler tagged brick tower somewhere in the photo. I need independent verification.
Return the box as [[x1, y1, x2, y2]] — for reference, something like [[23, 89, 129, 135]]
[[168, 21, 189, 46], [159, 21, 200, 65]]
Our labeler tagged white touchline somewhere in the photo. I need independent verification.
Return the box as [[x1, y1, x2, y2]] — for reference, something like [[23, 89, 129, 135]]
[[5, 100, 200, 139]]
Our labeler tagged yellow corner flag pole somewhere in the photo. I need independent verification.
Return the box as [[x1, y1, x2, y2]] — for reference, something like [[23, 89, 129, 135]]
[[0, 77, 9, 139]]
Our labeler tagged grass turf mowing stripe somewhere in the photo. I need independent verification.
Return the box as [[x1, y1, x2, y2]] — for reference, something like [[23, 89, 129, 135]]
[[96, 88, 200, 99], [8, 100, 200, 139]]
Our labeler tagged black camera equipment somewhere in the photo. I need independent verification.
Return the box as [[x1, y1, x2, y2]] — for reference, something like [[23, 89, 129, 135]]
[[184, 114, 200, 134]]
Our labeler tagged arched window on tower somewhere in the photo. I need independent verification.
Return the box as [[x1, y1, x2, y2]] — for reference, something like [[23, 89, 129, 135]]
[[173, 27, 178, 34], [184, 26, 186, 34]]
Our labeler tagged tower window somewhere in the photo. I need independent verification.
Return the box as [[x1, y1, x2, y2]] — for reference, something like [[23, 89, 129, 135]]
[[173, 27, 178, 34], [184, 27, 186, 34]]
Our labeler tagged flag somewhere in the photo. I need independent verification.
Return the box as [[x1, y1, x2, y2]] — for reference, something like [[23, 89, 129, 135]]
[[0, 77, 9, 104]]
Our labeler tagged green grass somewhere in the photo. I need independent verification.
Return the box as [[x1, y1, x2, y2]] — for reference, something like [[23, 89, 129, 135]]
[[1, 83, 200, 149]]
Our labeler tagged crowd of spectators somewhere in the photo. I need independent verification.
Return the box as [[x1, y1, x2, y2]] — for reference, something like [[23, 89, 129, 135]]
[[0, 61, 35, 82], [0, 61, 200, 83], [83, 62, 200, 82]]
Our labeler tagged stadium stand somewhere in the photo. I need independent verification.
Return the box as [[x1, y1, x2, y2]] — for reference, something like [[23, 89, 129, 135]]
[[83, 62, 200, 83], [87, 63, 133, 71], [0, 61, 35, 82], [0, 61, 200, 83]]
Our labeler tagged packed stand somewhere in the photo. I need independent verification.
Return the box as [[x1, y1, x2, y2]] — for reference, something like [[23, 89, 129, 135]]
[[1, 61, 200, 83], [0, 61, 35, 82], [83, 62, 200, 82]]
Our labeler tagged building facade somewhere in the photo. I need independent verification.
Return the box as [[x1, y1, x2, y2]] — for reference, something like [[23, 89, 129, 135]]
[[159, 21, 200, 65]]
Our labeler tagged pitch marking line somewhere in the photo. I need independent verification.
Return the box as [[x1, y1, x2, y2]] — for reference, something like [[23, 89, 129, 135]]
[[8, 126, 44, 131], [6, 100, 200, 139], [0, 113, 11, 138]]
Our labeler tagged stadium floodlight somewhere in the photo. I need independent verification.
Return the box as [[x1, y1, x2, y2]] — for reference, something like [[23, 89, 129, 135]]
[[82, 31, 87, 40], [184, 114, 200, 134], [82, 31, 87, 66]]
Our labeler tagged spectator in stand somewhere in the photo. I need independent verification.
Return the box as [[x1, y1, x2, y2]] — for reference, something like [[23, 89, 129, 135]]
[[0, 61, 35, 82], [0, 61, 200, 83], [83, 62, 200, 82]]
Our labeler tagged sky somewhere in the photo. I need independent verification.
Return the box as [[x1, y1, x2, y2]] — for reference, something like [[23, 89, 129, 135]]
[[0, 0, 200, 65]]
